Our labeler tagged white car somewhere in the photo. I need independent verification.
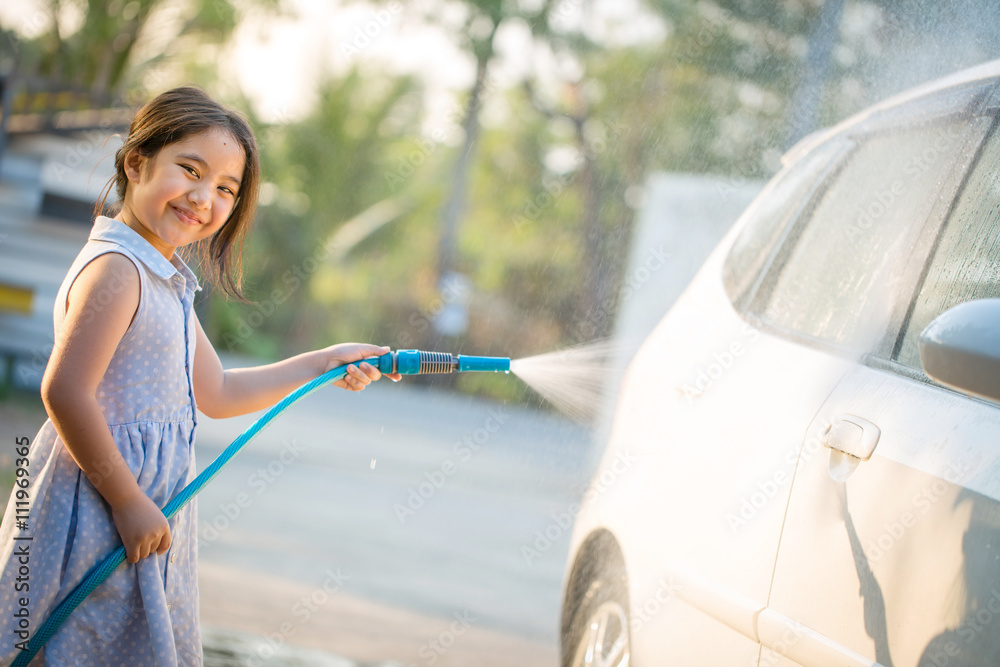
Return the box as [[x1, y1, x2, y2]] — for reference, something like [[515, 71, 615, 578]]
[[561, 59, 1000, 667]]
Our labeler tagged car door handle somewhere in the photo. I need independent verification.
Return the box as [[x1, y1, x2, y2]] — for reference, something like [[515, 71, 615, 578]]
[[822, 414, 881, 461]]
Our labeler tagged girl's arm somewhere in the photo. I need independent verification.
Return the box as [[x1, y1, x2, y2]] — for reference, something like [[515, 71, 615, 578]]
[[41, 253, 170, 564], [192, 317, 400, 419]]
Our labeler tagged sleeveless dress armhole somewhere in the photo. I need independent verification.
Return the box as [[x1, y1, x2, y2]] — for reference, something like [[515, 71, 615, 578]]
[[57, 248, 146, 350]]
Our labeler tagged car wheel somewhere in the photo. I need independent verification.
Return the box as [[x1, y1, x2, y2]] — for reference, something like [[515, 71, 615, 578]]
[[564, 554, 631, 667]]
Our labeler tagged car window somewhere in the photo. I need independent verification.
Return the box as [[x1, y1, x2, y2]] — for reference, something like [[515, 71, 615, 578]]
[[756, 117, 974, 354], [895, 122, 1000, 370], [723, 138, 846, 309]]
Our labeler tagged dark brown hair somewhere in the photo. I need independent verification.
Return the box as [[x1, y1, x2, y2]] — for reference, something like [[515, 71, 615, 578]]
[[98, 86, 261, 301]]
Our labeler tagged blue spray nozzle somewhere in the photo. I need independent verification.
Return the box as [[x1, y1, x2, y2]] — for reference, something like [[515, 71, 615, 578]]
[[374, 349, 510, 375], [457, 354, 511, 373]]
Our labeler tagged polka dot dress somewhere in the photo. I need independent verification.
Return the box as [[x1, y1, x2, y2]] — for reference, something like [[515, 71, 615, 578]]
[[0, 217, 203, 665]]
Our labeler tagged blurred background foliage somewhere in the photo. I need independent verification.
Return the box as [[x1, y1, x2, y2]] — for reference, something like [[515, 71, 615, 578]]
[[2, 0, 999, 404]]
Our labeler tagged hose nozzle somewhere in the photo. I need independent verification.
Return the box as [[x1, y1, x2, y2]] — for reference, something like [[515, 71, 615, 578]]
[[375, 349, 510, 375]]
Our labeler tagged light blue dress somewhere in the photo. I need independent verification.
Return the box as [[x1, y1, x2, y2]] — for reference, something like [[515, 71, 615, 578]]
[[0, 216, 203, 665]]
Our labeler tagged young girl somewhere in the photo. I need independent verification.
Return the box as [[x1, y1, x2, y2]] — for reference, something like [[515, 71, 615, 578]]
[[0, 86, 399, 665]]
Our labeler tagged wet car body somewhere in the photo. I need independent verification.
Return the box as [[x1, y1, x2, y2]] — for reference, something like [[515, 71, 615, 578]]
[[560, 60, 1000, 666]]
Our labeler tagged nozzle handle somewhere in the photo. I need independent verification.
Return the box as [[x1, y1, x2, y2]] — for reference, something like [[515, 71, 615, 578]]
[[374, 351, 396, 375]]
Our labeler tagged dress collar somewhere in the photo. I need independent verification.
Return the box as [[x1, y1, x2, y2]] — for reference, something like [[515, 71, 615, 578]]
[[90, 216, 201, 291]]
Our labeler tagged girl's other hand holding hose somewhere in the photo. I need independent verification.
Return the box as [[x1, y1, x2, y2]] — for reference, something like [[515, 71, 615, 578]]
[[109, 490, 171, 564]]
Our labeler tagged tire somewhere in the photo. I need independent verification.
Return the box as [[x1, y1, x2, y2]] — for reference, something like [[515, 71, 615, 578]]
[[563, 551, 632, 667]]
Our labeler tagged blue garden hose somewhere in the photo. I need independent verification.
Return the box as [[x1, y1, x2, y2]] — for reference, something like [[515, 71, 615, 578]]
[[13, 349, 509, 665]]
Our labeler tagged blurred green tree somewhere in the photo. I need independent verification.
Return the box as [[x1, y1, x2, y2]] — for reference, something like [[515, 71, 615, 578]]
[[4, 0, 284, 106], [367, 0, 578, 337], [209, 66, 424, 358]]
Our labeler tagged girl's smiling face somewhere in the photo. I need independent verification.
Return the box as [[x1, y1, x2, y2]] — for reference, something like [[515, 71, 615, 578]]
[[117, 127, 246, 259]]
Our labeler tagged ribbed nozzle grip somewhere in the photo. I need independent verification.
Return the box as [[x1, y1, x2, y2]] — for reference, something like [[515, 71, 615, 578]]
[[419, 351, 455, 374]]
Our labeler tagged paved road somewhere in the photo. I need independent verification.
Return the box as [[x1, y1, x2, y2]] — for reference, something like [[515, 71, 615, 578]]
[[194, 367, 597, 665]]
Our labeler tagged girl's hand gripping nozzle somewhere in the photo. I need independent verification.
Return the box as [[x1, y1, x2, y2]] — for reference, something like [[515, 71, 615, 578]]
[[374, 349, 511, 375]]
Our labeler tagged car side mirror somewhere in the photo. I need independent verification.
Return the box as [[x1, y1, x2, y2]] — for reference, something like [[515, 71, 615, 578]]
[[919, 298, 1000, 404]]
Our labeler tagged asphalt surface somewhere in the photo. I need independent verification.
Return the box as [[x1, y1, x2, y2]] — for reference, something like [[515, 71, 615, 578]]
[[194, 367, 597, 666]]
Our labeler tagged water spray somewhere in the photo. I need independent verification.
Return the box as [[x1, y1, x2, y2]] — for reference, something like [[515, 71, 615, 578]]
[[13, 348, 510, 665]]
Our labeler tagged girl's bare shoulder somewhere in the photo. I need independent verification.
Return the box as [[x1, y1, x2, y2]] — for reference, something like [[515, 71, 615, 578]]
[[65, 250, 141, 322]]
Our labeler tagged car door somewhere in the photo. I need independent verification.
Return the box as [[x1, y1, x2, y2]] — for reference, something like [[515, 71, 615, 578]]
[[758, 86, 1000, 666], [609, 134, 855, 665]]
